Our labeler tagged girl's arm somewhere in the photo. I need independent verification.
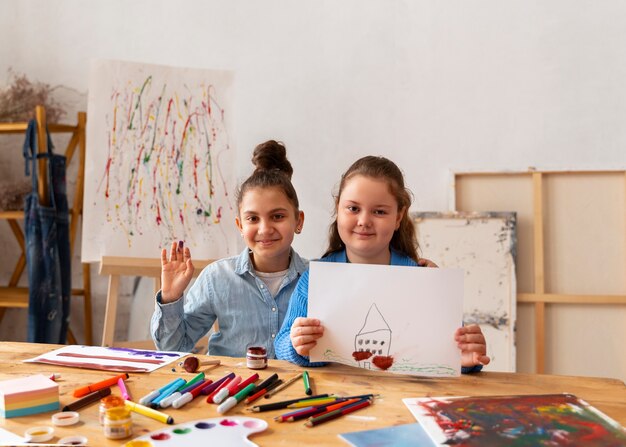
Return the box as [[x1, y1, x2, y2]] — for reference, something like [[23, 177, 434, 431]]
[[274, 271, 326, 367]]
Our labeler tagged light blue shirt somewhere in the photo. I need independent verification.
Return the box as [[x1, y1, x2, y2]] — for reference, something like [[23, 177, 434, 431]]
[[151, 248, 308, 358]]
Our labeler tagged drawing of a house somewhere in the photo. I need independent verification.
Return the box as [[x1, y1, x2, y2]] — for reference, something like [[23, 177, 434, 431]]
[[353, 303, 392, 370]]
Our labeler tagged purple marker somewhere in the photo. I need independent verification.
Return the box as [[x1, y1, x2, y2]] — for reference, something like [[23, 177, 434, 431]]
[[201, 372, 236, 395]]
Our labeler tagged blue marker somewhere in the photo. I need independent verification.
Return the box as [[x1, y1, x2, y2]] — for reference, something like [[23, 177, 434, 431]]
[[138, 377, 185, 406]]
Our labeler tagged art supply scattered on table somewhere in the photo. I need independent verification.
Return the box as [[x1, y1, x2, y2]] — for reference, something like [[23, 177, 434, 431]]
[[63, 387, 111, 412], [49, 373, 61, 381], [248, 394, 330, 412], [99, 395, 126, 425], [246, 346, 268, 369], [73, 373, 129, 397], [118, 377, 131, 400], [305, 397, 373, 427], [52, 411, 80, 426], [172, 379, 212, 409], [0, 374, 59, 418], [139, 378, 185, 406], [263, 372, 303, 399], [302, 370, 312, 395], [201, 372, 236, 397], [276, 398, 360, 423], [212, 376, 243, 404], [24, 426, 54, 443], [58, 435, 88, 446], [152, 378, 189, 408], [124, 417, 268, 447], [246, 378, 283, 404], [103, 405, 133, 440], [206, 376, 235, 403], [180, 356, 221, 373], [164, 378, 211, 409], [125, 400, 174, 424], [217, 383, 257, 414]]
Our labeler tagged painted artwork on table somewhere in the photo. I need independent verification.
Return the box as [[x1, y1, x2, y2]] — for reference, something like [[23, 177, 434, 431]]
[[413, 212, 517, 372], [403, 394, 626, 447], [82, 59, 239, 262], [308, 262, 463, 377], [24, 345, 185, 373]]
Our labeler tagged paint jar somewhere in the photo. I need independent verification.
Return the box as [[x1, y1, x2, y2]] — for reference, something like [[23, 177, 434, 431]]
[[99, 395, 126, 425], [103, 406, 132, 440], [246, 346, 268, 370]]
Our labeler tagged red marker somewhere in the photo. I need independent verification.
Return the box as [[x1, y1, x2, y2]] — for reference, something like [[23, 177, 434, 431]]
[[234, 373, 259, 394], [206, 376, 234, 403], [212, 376, 243, 404], [245, 378, 284, 404]]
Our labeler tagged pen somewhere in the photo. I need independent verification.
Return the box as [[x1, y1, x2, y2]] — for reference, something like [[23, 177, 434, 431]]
[[302, 371, 312, 396], [63, 387, 111, 411], [245, 379, 283, 404], [138, 378, 185, 406], [263, 372, 303, 399], [73, 373, 129, 397], [117, 377, 131, 401], [125, 400, 174, 424]]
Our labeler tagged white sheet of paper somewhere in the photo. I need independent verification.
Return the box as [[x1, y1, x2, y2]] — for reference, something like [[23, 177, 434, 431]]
[[308, 262, 463, 377], [24, 345, 185, 373]]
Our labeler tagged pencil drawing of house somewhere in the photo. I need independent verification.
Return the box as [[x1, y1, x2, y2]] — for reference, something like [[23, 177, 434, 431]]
[[352, 303, 393, 370]]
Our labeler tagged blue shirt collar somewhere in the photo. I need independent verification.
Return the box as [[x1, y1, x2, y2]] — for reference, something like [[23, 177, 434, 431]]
[[234, 248, 307, 279]]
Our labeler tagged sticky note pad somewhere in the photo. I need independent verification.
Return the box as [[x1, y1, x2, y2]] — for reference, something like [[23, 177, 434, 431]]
[[0, 374, 59, 418]]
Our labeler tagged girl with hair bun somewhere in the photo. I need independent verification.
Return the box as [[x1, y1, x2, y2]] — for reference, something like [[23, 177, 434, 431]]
[[151, 140, 307, 358]]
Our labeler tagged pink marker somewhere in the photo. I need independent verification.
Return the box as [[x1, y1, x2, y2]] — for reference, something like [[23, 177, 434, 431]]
[[118, 377, 131, 401], [49, 373, 61, 381]]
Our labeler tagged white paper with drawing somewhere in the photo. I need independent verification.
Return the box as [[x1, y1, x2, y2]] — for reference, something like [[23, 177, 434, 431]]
[[82, 59, 239, 262], [308, 262, 463, 377]]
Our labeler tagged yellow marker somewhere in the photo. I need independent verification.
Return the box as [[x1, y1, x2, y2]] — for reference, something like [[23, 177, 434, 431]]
[[124, 400, 174, 424]]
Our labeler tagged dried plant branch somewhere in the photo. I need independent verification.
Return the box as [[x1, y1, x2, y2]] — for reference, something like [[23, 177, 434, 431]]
[[0, 68, 66, 122]]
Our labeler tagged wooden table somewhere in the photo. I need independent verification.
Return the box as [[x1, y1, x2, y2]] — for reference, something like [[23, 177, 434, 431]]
[[1, 342, 625, 445]]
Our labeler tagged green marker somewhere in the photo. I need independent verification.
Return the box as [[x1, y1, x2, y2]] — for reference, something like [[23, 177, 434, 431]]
[[303, 370, 312, 395], [217, 383, 256, 414]]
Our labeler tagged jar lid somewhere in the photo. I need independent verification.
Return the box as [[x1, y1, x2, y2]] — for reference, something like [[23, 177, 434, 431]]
[[24, 426, 54, 443], [100, 395, 126, 408], [247, 346, 267, 355], [52, 411, 80, 426], [105, 406, 131, 420]]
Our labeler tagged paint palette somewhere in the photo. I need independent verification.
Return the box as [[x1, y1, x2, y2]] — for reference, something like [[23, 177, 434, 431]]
[[124, 417, 268, 447]]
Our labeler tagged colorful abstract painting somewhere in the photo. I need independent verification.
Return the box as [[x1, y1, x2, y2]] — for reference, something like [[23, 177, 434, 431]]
[[403, 394, 626, 446], [83, 59, 238, 262]]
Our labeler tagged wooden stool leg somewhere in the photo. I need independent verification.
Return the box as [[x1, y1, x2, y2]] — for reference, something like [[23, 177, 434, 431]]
[[102, 274, 120, 347]]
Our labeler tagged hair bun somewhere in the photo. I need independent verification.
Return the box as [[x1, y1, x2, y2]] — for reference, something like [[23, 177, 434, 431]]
[[251, 140, 293, 179]]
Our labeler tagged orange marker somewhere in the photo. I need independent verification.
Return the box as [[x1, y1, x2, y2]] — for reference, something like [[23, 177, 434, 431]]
[[73, 373, 129, 398]]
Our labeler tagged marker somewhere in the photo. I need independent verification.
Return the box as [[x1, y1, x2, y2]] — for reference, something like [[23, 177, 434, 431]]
[[48, 373, 61, 381], [206, 376, 234, 403], [117, 377, 131, 401], [125, 400, 174, 424], [245, 379, 284, 404], [172, 379, 211, 409], [73, 373, 129, 397], [263, 372, 303, 399], [63, 387, 111, 412], [212, 376, 242, 404], [151, 379, 188, 408], [302, 371, 312, 396], [200, 372, 236, 396], [217, 383, 256, 414], [247, 373, 279, 396], [161, 379, 211, 409], [234, 373, 259, 394], [305, 398, 372, 427], [138, 378, 185, 406], [248, 394, 330, 412]]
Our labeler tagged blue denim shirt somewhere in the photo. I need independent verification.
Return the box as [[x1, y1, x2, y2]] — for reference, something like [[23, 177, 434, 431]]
[[151, 248, 308, 358]]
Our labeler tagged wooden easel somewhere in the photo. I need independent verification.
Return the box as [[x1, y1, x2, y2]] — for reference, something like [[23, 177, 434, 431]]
[[99, 256, 214, 347], [0, 106, 93, 345]]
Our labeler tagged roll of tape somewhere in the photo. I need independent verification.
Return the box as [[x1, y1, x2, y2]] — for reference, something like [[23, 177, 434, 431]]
[[24, 426, 54, 443], [52, 411, 80, 426]]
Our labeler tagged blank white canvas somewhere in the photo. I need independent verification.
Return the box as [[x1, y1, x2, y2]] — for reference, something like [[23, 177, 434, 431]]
[[308, 262, 463, 377]]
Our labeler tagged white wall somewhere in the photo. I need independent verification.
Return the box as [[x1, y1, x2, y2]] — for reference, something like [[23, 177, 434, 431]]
[[1, 0, 625, 372]]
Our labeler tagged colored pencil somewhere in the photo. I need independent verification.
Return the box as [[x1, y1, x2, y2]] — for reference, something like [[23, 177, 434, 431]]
[[248, 373, 279, 396], [73, 373, 129, 397], [245, 379, 283, 404], [305, 398, 372, 427], [302, 370, 312, 395], [286, 396, 338, 408], [248, 394, 330, 412], [277, 398, 360, 422], [263, 372, 303, 399]]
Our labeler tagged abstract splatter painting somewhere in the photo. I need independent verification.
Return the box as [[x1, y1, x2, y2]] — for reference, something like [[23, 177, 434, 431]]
[[308, 261, 463, 377], [83, 59, 238, 262], [403, 394, 626, 446]]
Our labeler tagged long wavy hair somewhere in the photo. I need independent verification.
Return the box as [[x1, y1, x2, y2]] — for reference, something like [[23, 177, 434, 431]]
[[323, 156, 419, 262]]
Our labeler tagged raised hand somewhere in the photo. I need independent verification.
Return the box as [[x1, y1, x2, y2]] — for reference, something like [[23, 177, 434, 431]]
[[160, 241, 195, 303], [455, 324, 491, 368]]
